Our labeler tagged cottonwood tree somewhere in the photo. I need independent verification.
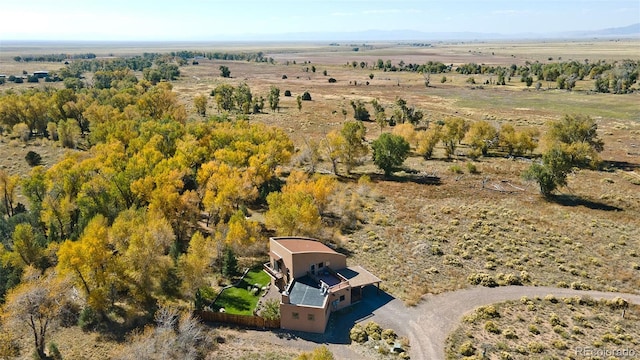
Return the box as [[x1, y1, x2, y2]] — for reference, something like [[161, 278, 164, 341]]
[[178, 232, 216, 299], [371, 99, 386, 133], [498, 124, 538, 156], [268, 86, 280, 112], [523, 114, 604, 197], [0, 170, 19, 218], [371, 133, 410, 176], [416, 126, 442, 159], [1, 224, 46, 271], [213, 84, 235, 112], [350, 100, 370, 121], [219, 65, 230, 78], [265, 171, 334, 236], [57, 215, 119, 313], [441, 117, 468, 158], [2, 267, 72, 360], [234, 83, 253, 114], [465, 120, 498, 157], [194, 94, 207, 116], [116, 306, 213, 360], [338, 121, 369, 174]]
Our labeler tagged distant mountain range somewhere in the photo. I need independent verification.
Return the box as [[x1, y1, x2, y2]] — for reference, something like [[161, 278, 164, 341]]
[[224, 23, 640, 42]]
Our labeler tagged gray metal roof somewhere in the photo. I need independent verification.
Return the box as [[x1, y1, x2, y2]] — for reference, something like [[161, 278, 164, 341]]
[[288, 275, 327, 307]]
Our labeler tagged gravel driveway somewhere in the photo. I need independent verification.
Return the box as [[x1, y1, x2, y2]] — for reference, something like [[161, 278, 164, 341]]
[[266, 285, 640, 360]]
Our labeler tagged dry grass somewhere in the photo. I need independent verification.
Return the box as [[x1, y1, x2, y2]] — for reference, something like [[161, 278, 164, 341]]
[[446, 296, 640, 359], [1, 40, 639, 358]]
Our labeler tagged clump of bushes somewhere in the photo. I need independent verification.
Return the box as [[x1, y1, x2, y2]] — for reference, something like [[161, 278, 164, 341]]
[[284, 90, 292, 96], [349, 324, 367, 343], [459, 341, 476, 356], [468, 273, 498, 287], [301, 91, 312, 101], [25, 151, 42, 166], [328, 78, 337, 83], [364, 321, 382, 340]]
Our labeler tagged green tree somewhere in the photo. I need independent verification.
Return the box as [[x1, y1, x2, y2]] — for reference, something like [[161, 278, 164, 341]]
[[219, 65, 231, 78], [350, 100, 370, 121], [213, 84, 235, 112], [296, 95, 302, 111], [524, 114, 604, 197], [222, 246, 238, 278], [339, 121, 369, 174], [268, 86, 280, 112], [234, 83, 253, 114], [371, 133, 410, 176]]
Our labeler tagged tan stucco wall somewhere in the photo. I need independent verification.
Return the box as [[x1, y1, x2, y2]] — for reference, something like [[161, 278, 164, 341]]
[[329, 286, 352, 311], [280, 303, 329, 333], [291, 252, 347, 279]]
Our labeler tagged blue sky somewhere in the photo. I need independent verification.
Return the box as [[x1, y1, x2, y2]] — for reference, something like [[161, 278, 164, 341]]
[[1, 0, 638, 40]]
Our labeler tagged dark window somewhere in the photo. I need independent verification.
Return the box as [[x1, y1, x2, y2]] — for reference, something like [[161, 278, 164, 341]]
[[340, 295, 345, 302], [308, 314, 315, 321], [319, 262, 324, 268], [292, 312, 299, 319]]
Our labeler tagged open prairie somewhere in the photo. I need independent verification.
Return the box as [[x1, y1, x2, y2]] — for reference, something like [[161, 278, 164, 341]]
[[2, 39, 639, 298], [0, 39, 639, 359]]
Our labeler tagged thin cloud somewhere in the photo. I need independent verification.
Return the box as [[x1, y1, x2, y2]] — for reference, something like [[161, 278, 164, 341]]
[[363, 9, 402, 15], [362, 8, 422, 15], [331, 11, 354, 17], [492, 9, 530, 15]]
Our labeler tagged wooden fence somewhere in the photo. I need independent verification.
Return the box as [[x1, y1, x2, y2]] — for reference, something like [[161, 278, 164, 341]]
[[194, 310, 280, 329]]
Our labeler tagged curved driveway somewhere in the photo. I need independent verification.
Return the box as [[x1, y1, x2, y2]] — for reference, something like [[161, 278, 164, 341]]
[[269, 286, 640, 360]]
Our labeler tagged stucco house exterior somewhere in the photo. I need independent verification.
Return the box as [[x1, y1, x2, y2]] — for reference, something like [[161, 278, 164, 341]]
[[264, 237, 381, 333]]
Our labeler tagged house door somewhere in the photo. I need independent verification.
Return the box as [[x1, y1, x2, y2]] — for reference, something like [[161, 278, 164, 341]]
[[351, 286, 362, 302]]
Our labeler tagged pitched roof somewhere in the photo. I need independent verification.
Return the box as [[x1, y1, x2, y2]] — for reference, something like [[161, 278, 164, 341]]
[[271, 237, 338, 254]]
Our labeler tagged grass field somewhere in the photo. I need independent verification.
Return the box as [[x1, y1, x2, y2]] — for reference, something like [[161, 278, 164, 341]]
[[213, 269, 271, 315]]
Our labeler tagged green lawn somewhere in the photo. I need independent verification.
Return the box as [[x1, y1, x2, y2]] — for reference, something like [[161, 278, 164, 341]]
[[213, 268, 271, 315]]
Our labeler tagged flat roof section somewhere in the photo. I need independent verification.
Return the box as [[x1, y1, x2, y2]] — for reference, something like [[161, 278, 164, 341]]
[[272, 237, 338, 254], [288, 275, 327, 307], [337, 266, 382, 288]]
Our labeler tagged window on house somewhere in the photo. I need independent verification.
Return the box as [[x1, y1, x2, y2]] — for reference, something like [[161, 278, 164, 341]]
[[340, 295, 345, 302], [310, 264, 315, 273], [318, 262, 324, 268], [308, 314, 315, 321], [292, 312, 299, 319]]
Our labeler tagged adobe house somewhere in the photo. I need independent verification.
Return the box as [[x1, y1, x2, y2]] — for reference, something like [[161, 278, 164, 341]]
[[264, 237, 381, 333]]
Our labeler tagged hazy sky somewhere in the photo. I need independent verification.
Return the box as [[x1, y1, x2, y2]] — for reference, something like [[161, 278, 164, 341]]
[[1, 0, 638, 41]]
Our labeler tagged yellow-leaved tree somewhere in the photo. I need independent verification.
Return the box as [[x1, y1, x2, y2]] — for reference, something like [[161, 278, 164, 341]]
[[265, 171, 336, 236], [178, 232, 216, 299], [57, 214, 118, 313], [110, 209, 174, 308]]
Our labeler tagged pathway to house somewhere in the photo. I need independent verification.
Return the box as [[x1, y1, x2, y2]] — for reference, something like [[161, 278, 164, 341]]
[[252, 286, 640, 360]]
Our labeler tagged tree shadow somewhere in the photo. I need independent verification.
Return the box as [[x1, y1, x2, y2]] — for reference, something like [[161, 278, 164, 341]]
[[212, 287, 254, 313], [601, 160, 639, 172], [369, 172, 442, 185], [550, 194, 623, 212]]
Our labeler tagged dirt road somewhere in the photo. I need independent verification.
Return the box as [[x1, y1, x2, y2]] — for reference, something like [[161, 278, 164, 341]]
[[264, 286, 640, 360]]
